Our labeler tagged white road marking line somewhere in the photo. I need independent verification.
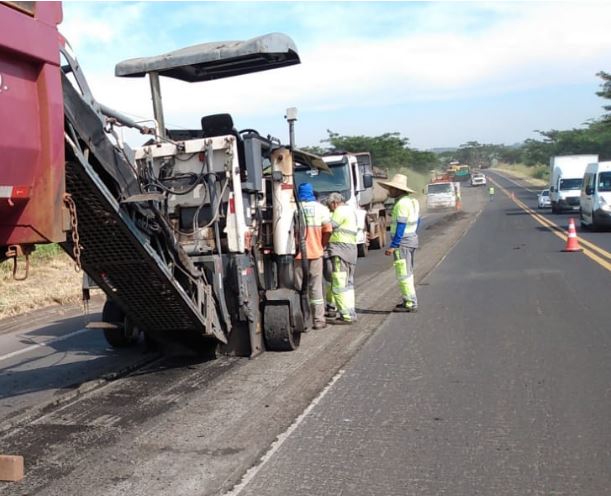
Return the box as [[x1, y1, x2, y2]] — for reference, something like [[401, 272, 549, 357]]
[[225, 369, 346, 496], [0, 328, 90, 363]]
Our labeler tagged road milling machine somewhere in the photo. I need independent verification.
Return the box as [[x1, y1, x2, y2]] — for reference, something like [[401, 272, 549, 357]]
[[0, 2, 325, 356]]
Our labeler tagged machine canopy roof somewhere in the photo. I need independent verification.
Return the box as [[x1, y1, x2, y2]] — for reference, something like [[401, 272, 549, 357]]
[[293, 149, 330, 172], [115, 33, 300, 82]]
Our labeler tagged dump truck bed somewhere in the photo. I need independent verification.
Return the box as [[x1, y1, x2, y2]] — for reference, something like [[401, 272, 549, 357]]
[[0, 2, 65, 248]]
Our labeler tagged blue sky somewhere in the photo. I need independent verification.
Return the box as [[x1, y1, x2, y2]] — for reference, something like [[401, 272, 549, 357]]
[[61, 1, 611, 150]]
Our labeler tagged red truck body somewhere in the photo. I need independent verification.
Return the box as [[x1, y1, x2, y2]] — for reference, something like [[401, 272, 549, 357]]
[[0, 1, 65, 250]]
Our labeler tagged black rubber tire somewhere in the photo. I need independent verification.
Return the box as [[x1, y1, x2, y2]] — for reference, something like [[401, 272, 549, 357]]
[[264, 304, 300, 351], [102, 300, 140, 348], [357, 242, 368, 258]]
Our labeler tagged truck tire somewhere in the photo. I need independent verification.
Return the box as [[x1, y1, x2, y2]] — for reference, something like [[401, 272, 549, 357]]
[[102, 300, 140, 348], [369, 218, 386, 250], [357, 242, 368, 258]]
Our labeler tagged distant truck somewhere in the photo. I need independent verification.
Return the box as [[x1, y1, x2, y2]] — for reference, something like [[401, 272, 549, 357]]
[[425, 180, 458, 210], [294, 151, 388, 257], [549, 155, 598, 213], [447, 162, 471, 182]]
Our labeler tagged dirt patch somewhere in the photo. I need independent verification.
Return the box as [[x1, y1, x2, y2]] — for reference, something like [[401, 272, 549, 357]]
[[0, 245, 83, 319]]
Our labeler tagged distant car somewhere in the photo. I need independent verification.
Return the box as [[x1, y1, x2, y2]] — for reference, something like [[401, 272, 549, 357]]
[[538, 189, 551, 208], [471, 173, 486, 186]]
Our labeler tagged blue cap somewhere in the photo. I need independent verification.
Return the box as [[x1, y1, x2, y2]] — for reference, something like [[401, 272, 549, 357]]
[[298, 182, 316, 202]]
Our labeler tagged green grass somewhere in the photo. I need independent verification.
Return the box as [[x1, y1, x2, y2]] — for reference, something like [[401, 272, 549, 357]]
[[0, 243, 65, 275], [493, 163, 548, 187]]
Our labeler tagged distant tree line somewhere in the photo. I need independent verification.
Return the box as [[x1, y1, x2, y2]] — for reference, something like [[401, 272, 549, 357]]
[[303, 71, 611, 173], [302, 131, 438, 174], [438, 71, 611, 168]]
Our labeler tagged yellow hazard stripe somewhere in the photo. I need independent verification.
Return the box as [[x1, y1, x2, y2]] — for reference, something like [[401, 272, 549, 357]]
[[489, 176, 611, 273]]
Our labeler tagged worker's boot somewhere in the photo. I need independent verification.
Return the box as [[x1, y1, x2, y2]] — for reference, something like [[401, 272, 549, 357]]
[[325, 305, 338, 318], [393, 303, 417, 313]]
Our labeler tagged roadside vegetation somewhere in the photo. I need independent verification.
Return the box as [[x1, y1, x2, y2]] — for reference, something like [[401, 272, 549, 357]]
[[493, 163, 548, 187], [0, 244, 82, 319]]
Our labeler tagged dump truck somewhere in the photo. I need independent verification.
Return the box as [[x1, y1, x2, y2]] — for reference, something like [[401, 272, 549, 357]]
[[293, 151, 388, 257], [0, 1, 324, 356]]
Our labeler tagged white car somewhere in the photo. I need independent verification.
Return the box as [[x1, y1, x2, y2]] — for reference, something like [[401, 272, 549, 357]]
[[537, 189, 551, 208], [471, 173, 486, 186]]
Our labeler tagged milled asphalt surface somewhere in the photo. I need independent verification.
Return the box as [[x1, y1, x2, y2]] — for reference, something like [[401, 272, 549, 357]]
[[0, 191, 482, 495], [231, 178, 611, 495], [0, 208, 448, 427]]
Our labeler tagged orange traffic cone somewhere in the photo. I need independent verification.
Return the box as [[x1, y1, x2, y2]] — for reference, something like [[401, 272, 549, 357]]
[[562, 218, 582, 252]]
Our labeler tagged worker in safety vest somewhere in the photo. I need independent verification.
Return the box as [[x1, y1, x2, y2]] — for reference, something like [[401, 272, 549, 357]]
[[489, 185, 495, 200], [295, 183, 333, 330], [325, 192, 358, 324], [380, 174, 420, 312]]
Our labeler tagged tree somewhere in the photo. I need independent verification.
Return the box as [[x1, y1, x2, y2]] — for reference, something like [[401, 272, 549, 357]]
[[596, 71, 611, 123], [316, 130, 439, 173]]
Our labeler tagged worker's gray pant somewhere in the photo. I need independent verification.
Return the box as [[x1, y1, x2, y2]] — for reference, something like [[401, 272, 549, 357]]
[[325, 256, 357, 322], [295, 257, 325, 326], [393, 246, 418, 309]]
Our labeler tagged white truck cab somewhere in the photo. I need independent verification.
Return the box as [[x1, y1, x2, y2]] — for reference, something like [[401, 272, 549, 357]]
[[549, 155, 598, 213], [580, 161, 611, 229], [426, 181, 457, 209]]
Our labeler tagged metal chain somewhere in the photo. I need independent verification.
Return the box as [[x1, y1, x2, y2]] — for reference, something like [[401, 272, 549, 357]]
[[64, 193, 82, 272]]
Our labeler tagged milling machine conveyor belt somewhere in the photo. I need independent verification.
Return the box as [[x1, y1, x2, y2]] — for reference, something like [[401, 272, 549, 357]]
[[64, 155, 215, 343]]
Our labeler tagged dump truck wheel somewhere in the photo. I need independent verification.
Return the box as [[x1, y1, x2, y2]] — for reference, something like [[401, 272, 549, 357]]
[[357, 242, 368, 258], [264, 304, 301, 351], [102, 301, 140, 348], [369, 218, 386, 250]]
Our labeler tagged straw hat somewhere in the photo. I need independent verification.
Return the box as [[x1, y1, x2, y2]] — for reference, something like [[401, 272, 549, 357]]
[[378, 173, 415, 194]]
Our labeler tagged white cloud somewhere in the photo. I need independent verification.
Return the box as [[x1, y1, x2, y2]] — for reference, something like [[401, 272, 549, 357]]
[[60, 2, 611, 143]]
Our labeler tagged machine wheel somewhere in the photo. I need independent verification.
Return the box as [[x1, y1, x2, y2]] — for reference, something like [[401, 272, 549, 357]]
[[357, 242, 369, 258], [264, 304, 301, 351], [102, 300, 140, 348]]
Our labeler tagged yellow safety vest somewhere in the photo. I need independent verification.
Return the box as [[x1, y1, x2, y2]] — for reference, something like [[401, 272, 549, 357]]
[[329, 204, 358, 245], [390, 195, 419, 236]]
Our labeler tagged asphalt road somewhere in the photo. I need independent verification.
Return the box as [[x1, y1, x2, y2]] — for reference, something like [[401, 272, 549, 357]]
[[487, 170, 611, 253], [0, 191, 481, 495], [228, 174, 611, 495]]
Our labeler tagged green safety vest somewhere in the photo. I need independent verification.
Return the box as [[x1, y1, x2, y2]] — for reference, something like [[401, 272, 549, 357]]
[[329, 204, 358, 245], [390, 195, 419, 236]]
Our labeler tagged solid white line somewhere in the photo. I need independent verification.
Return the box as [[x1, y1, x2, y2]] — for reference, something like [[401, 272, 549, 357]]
[[224, 369, 346, 496], [0, 328, 90, 363]]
